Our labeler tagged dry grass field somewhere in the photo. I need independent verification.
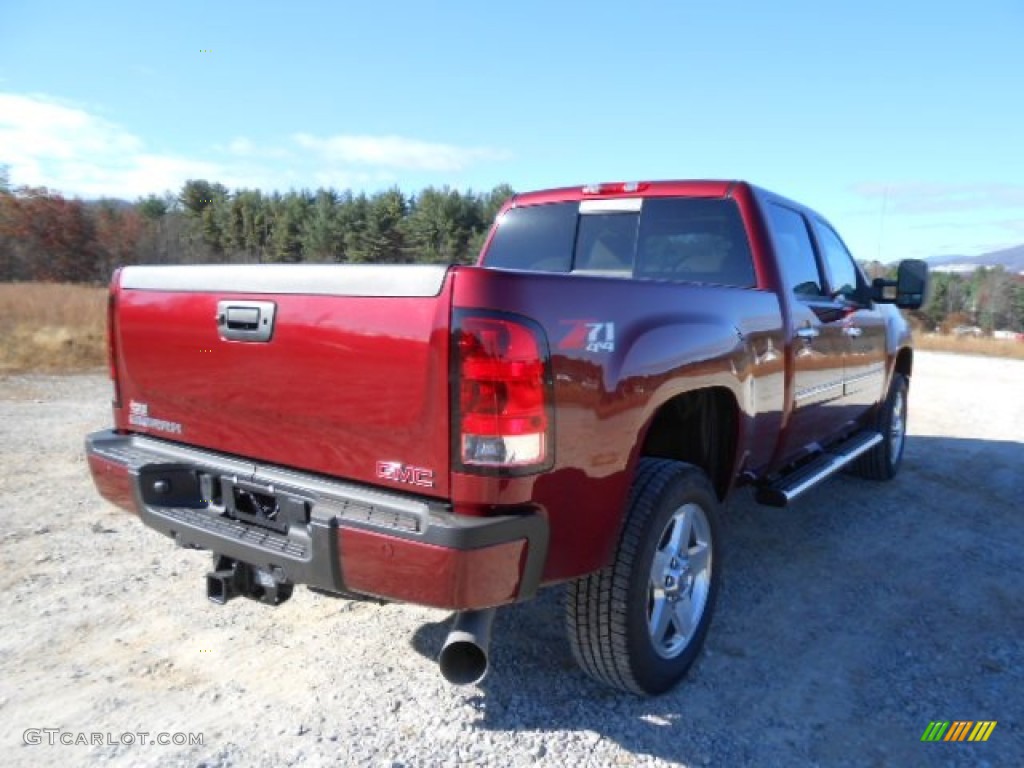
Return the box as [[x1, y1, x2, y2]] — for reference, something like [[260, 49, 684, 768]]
[[1, 282, 1023, 371], [915, 331, 1024, 359], [0, 283, 107, 372]]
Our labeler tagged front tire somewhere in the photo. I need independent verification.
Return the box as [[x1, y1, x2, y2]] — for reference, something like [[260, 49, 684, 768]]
[[851, 372, 909, 481], [566, 459, 721, 695]]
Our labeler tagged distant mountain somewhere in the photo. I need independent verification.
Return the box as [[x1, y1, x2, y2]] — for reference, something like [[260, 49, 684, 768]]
[[925, 244, 1024, 274]]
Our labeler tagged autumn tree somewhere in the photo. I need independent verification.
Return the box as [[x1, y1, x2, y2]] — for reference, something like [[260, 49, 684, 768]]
[[0, 174, 15, 278], [92, 199, 144, 277], [0, 188, 100, 281]]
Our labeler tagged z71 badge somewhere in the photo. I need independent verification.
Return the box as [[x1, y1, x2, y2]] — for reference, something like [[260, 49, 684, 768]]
[[559, 320, 616, 353]]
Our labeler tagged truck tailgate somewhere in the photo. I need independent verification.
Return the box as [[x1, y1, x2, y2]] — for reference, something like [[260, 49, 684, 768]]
[[112, 264, 453, 498]]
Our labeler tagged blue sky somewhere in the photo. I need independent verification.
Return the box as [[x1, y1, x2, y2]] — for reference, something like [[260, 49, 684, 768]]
[[1, 0, 1022, 262]]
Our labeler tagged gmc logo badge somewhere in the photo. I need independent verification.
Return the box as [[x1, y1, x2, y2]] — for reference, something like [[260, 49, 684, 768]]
[[376, 461, 435, 488]]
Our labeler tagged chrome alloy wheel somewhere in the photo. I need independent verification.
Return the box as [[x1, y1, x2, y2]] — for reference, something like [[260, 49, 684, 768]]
[[647, 502, 712, 659], [890, 389, 906, 459]]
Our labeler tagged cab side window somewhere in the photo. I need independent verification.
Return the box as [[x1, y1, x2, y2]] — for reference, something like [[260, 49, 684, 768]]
[[813, 220, 864, 302], [765, 204, 824, 298]]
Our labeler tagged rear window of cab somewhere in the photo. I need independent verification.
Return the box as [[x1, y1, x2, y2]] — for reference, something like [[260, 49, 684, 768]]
[[482, 197, 756, 288]]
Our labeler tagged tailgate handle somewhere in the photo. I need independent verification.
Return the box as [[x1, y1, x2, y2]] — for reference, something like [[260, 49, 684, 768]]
[[217, 300, 276, 342]]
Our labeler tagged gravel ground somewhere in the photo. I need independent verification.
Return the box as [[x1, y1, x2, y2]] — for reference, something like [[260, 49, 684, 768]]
[[1, 351, 1021, 767]]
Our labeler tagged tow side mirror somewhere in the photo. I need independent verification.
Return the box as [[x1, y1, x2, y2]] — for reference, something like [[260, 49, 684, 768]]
[[872, 259, 929, 309]]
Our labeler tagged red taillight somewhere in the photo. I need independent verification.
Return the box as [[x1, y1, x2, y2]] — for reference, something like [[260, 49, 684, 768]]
[[107, 270, 121, 407], [453, 312, 552, 471]]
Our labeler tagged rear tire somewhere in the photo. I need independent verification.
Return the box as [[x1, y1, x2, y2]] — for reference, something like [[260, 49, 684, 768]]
[[850, 373, 909, 481], [566, 458, 721, 695]]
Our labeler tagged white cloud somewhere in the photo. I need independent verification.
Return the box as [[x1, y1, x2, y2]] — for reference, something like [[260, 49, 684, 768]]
[[0, 92, 228, 197], [0, 92, 510, 199], [0, 93, 141, 165], [221, 136, 293, 161], [293, 132, 507, 172], [226, 137, 256, 156]]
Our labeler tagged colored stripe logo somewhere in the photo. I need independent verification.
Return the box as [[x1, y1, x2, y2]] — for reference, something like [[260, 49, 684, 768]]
[[921, 721, 997, 742]]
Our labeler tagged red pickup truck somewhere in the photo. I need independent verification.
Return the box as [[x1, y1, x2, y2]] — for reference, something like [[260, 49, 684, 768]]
[[86, 180, 928, 695]]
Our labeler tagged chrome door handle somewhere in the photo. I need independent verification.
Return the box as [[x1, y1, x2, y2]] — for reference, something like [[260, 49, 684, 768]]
[[843, 326, 863, 337], [797, 327, 819, 340]]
